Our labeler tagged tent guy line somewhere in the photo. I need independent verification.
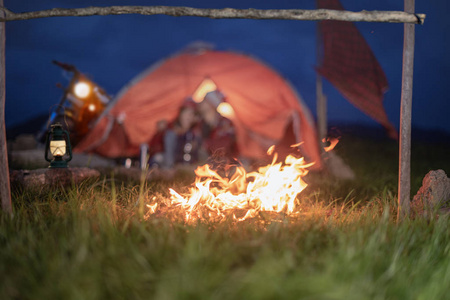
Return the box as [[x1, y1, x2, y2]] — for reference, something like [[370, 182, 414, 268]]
[[0, 6, 425, 24]]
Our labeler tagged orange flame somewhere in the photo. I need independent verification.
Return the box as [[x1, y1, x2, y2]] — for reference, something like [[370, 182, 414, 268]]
[[323, 137, 339, 152], [157, 149, 313, 222], [147, 139, 339, 222], [146, 203, 158, 214]]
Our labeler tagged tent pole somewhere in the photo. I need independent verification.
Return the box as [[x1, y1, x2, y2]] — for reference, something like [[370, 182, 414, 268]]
[[0, 0, 12, 215], [316, 17, 327, 145], [140, 143, 149, 171], [316, 74, 327, 144], [398, 0, 415, 220]]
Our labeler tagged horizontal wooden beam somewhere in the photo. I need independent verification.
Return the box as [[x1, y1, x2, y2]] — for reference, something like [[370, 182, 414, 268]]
[[0, 6, 425, 24]]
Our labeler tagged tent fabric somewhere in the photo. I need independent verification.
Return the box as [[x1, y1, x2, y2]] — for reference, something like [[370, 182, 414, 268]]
[[75, 49, 322, 169], [316, 0, 398, 139]]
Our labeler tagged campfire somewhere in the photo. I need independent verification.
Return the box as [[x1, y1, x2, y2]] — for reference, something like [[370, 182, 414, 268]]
[[148, 140, 337, 222]]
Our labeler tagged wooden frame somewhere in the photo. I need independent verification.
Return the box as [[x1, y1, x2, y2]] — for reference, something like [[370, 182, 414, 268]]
[[0, 2, 423, 218]]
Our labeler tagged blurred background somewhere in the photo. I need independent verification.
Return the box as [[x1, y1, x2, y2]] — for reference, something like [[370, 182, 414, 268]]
[[4, 0, 449, 137]]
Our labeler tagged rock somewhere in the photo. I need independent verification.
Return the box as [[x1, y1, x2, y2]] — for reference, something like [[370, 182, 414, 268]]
[[10, 167, 101, 189], [69, 152, 116, 168], [325, 151, 355, 180], [9, 149, 48, 169], [9, 134, 37, 151], [412, 169, 450, 217], [9, 148, 116, 169]]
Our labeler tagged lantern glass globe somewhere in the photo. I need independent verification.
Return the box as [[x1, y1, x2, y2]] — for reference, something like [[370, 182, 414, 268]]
[[50, 140, 66, 157]]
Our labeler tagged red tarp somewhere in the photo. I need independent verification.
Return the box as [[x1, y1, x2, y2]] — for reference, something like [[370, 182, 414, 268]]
[[317, 0, 397, 139], [75, 49, 322, 168]]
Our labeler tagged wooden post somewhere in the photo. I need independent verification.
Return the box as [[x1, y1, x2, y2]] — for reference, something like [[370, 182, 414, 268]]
[[0, 0, 12, 215], [316, 75, 327, 143], [398, 0, 415, 220], [316, 18, 327, 145]]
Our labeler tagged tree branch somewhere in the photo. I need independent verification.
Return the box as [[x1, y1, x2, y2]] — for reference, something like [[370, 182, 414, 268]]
[[0, 6, 425, 24]]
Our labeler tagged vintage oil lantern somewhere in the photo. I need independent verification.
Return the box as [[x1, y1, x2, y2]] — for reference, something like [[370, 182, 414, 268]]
[[44, 123, 73, 168]]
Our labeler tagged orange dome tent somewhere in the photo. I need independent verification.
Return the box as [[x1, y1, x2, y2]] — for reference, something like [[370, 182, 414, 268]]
[[75, 48, 322, 169]]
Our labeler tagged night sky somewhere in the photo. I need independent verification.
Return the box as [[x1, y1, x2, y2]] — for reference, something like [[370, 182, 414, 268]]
[[4, 0, 450, 135]]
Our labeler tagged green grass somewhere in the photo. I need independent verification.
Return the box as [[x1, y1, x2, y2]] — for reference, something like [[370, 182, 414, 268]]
[[1, 136, 449, 300]]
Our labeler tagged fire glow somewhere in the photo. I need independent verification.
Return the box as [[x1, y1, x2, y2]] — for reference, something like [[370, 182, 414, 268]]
[[146, 139, 339, 222], [146, 140, 339, 222]]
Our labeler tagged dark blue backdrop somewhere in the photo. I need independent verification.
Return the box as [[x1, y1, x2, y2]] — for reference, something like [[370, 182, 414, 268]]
[[4, 0, 450, 134]]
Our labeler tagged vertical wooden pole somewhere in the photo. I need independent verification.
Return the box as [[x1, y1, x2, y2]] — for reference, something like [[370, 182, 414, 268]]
[[0, 0, 12, 214], [316, 75, 327, 143], [316, 18, 327, 144], [0, 0, 12, 215], [398, 0, 415, 220]]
